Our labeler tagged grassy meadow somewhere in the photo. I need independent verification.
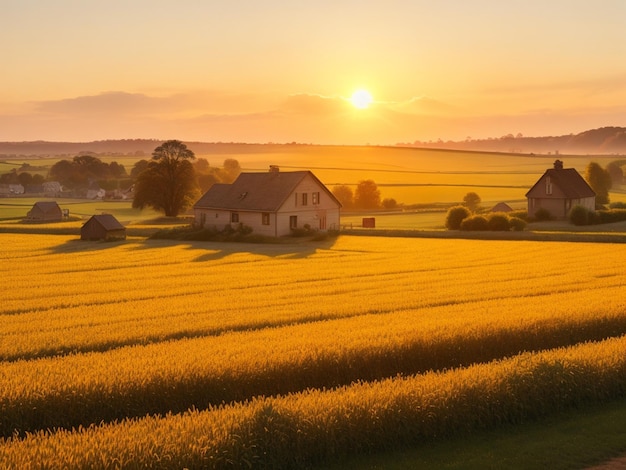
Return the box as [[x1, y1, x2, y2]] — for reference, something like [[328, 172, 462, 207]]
[[1, 232, 626, 468], [3, 145, 624, 207]]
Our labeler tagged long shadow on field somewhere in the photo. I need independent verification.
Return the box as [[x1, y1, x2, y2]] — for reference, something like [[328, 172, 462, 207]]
[[48, 237, 131, 254], [188, 239, 338, 262], [48, 236, 339, 259]]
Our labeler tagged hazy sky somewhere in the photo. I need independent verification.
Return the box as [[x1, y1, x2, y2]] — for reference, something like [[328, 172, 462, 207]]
[[2, 0, 626, 144]]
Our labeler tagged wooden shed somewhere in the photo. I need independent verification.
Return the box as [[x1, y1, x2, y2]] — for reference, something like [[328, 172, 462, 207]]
[[26, 201, 63, 221], [81, 214, 126, 241]]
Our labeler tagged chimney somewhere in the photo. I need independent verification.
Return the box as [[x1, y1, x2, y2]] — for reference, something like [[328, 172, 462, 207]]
[[269, 165, 279, 173], [553, 159, 563, 170]]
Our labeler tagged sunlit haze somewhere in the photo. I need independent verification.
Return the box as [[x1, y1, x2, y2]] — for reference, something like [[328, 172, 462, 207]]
[[2, 0, 626, 144]]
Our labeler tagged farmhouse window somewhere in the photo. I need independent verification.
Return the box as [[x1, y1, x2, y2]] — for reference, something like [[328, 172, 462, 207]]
[[262, 213, 270, 225], [290, 215, 298, 229], [312, 192, 320, 204], [302, 193, 308, 206], [546, 177, 552, 195], [231, 212, 239, 223]]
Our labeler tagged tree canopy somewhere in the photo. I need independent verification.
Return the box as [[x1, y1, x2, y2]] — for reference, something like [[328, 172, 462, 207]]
[[332, 185, 354, 210], [49, 155, 127, 189], [462, 192, 481, 212], [585, 162, 612, 205], [354, 180, 380, 210], [132, 140, 199, 217]]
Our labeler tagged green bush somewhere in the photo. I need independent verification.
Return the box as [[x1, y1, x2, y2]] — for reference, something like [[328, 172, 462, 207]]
[[486, 213, 510, 231], [597, 209, 626, 224], [508, 210, 528, 221], [534, 208, 552, 221], [445, 206, 471, 230], [460, 215, 488, 231], [508, 217, 527, 231], [569, 205, 590, 226]]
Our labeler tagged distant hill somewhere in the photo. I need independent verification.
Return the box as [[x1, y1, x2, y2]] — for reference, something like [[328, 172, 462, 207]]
[[406, 126, 626, 155], [0, 140, 290, 158], [1, 127, 626, 157]]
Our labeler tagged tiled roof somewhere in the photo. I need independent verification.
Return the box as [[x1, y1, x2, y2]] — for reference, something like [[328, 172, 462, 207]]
[[526, 168, 596, 198], [194, 171, 338, 211]]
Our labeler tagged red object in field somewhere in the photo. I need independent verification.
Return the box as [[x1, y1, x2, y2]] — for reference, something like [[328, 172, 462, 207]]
[[362, 217, 375, 228]]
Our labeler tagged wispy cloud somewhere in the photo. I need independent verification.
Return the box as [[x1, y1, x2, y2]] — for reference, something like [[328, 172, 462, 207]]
[[1, 88, 626, 144]]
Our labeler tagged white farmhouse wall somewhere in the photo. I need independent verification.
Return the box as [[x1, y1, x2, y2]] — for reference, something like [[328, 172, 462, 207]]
[[194, 172, 340, 237]]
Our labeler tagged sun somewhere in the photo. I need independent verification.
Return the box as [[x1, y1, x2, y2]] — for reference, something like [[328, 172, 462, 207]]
[[350, 89, 373, 109]]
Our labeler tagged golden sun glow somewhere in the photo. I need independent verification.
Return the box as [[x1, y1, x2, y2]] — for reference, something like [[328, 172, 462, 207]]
[[350, 89, 373, 109]]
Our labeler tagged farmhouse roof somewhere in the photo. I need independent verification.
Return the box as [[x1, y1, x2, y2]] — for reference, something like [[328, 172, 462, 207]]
[[525, 164, 596, 198], [194, 170, 340, 211], [32, 201, 61, 214], [85, 214, 125, 231]]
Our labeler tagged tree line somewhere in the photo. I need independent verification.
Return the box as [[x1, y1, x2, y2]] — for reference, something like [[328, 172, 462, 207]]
[[0, 140, 241, 217]]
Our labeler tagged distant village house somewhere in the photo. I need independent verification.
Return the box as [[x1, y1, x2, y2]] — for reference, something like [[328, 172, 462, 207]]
[[26, 201, 63, 222], [80, 214, 126, 241], [43, 181, 63, 197], [0, 184, 25, 195], [193, 166, 341, 237], [526, 160, 596, 219]]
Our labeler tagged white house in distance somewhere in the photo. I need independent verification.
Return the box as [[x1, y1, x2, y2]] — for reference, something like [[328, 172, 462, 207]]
[[193, 166, 341, 237]]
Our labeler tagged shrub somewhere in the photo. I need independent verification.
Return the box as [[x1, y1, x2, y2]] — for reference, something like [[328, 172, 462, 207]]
[[534, 208, 552, 221], [609, 201, 626, 209], [486, 213, 510, 231], [445, 206, 471, 230], [290, 224, 315, 237], [569, 205, 590, 226], [509, 210, 528, 221], [597, 209, 626, 224], [460, 215, 488, 231], [508, 217, 527, 231]]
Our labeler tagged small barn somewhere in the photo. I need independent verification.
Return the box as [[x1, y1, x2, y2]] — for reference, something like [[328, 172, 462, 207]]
[[81, 214, 126, 241], [193, 166, 341, 237], [26, 201, 63, 221], [525, 160, 596, 219], [490, 202, 513, 213]]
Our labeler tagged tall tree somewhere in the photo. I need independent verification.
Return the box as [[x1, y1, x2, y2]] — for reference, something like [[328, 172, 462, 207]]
[[585, 162, 612, 205], [462, 192, 481, 212], [332, 185, 354, 209], [132, 140, 199, 217], [354, 180, 380, 210]]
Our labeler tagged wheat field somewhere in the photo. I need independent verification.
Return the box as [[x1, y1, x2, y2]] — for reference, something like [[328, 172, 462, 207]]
[[0, 233, 625, 468]]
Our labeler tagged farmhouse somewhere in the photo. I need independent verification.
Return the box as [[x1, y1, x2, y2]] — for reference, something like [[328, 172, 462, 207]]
[[526, 160, 596, 219], [193, 166, 341, 237], [26, 201, 63, 221], [81, 214, 126, 241]]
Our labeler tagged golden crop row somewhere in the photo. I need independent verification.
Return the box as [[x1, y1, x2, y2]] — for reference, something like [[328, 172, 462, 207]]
[[1, 282, 625, 437], [2, 334, 626, 469], [1, 234, 623, 363]]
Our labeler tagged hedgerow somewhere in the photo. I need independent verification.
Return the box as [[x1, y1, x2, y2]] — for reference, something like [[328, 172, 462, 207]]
[[569, 206, 626, 226]]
